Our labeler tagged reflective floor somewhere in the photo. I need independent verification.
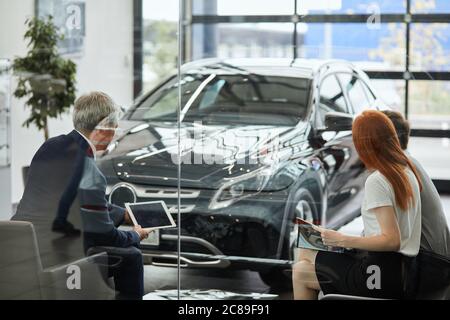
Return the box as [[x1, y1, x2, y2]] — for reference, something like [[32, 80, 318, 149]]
[[143, 195, 450, 299]]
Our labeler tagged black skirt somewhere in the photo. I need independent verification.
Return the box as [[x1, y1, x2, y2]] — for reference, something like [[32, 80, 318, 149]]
[[315, 250, 415, 299]]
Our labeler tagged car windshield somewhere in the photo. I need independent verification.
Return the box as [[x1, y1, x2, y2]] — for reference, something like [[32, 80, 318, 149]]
[[128, 73, 312, 126]]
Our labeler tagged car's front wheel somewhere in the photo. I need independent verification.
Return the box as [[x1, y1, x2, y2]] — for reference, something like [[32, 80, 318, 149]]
[[289, 189, 319, 261], [258, 188, 319, 290]]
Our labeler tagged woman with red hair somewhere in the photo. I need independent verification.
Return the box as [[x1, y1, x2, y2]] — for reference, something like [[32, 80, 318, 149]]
[[292, 110, 422, 300]]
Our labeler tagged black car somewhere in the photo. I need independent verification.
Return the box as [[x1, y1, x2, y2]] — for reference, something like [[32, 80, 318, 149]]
[[98, 58, 383, 287]]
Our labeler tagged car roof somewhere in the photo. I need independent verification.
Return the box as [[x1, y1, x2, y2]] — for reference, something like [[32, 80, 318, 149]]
[[182, 58, 356, 79]]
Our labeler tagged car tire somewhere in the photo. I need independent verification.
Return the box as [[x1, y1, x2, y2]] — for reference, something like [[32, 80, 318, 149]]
[[288, 188, 319, 260], [258, 188, 319, 290], [258, 267, 292, 290]]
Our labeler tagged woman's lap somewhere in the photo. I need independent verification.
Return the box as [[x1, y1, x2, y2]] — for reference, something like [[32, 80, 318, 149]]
[[315, 250, 405, 299]]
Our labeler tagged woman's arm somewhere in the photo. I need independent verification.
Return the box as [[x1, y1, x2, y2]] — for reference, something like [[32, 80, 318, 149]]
[[344, 206, 401, 251], [314, 206, 401, 252]]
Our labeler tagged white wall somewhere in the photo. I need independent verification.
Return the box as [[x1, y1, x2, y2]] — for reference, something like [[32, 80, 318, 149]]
[[0, 0, 34, 219], [0, 0, 134, 210], [0, 167, 11, 219]]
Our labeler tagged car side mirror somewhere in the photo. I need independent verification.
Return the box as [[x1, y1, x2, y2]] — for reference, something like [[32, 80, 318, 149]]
[[324, 112, 353, 132]]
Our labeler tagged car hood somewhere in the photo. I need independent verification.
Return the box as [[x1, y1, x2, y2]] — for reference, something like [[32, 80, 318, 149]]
[[99, 120, 310, 189]]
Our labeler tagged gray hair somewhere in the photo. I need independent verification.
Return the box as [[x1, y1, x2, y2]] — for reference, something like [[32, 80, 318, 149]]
[[73, 91, 119, 132]]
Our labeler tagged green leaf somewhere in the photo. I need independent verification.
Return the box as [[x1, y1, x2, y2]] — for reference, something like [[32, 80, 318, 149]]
[[12, 16, 77, 140]]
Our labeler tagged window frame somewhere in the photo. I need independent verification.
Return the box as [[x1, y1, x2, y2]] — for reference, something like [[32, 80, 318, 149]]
[[132, 0, 450, 187], [184, 0, 450, 137]]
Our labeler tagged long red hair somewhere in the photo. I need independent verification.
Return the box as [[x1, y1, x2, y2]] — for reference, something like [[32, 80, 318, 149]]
[[352, 110, 422, 211]]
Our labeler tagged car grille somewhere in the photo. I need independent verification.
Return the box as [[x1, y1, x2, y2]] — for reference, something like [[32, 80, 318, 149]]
[[108, 183, 199, 213]]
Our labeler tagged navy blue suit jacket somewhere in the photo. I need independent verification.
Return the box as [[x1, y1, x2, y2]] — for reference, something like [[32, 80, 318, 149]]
[[56, 130, 90, 222], [13, 130, 89, 266], [15, 130, 88, 221]]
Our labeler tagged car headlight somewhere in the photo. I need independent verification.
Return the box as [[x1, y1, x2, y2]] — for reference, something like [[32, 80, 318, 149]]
[[209, 166, 273, 210]]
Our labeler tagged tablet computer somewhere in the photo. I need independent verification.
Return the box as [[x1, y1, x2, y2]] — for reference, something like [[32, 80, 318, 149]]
[[124, 201, 176, 231], [296, 218, 344, 253]]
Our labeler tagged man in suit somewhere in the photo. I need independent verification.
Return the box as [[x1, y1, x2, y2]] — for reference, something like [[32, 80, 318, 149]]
[[16, 121, 89, 237], [15, 91, 149, 299], [13, 118, 90, 268]]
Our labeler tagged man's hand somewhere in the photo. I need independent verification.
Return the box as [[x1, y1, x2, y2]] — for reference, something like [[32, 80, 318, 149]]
[[124, 210, 133, 225], [133, 225, 150, 241], [312, 225, 347, 248]]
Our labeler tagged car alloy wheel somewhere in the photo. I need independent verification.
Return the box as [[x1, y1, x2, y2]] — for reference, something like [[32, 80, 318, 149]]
[[289, 190, 318, 262], [259, 189, 319, 289]]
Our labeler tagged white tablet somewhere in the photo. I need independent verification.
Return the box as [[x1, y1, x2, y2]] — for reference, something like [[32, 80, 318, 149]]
[[124, 201, 176, 231]]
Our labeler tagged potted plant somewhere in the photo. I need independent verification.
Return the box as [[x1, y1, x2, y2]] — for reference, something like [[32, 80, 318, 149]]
[[13, 16, 77, 141], [13, 16, 77, 183]]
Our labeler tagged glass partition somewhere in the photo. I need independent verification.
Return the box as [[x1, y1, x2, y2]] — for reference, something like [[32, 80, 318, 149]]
[[103, 0, 182, 298], [370, 79, 406, 113], [1, 0, 182, 300], [178, 0, 450, 301], [176, 60, 308, 298], [142, 0, 178, 92], [2, 0, 450, 302], [192, 23, 295, 60], [410, 23, 450, 72], [409, 80, 450, 129], [297, 23, 406, 71], [409, 136, 450, 180]]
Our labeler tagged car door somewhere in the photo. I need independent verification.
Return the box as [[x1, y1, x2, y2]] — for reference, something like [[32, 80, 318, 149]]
[[314, 73, 364, 228]]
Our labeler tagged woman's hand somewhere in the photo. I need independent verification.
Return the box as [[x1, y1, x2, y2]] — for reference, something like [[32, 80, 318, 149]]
[[312, 225, 347, 248]]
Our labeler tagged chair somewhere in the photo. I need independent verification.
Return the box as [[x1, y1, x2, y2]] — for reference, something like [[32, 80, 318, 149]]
[[319, 250, 450, 301], [320, 293, 388, 300], [320, 289, 450, 300], [0, 221, 116, 300], [414, 249, 450, 300]]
